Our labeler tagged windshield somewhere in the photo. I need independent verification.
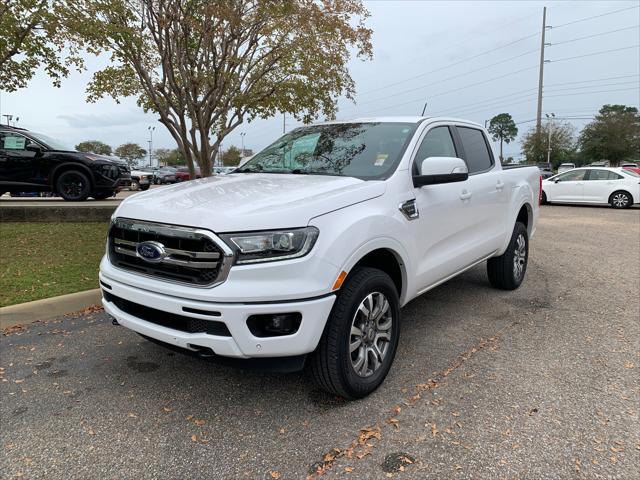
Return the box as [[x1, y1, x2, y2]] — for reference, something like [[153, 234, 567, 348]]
[[29, 131, 74, 151], [237, 122, 418, 180]]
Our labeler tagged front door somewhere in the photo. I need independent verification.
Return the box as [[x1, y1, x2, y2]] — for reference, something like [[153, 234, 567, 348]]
[[410, 124, 479, 290], [546, 169, 588, 202]]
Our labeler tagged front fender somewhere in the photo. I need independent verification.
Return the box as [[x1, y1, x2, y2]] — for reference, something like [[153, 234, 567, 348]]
[[309, 201, 413, 305]]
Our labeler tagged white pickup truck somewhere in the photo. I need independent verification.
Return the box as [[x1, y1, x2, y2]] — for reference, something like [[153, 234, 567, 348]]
[[100, 116, 540, 398]]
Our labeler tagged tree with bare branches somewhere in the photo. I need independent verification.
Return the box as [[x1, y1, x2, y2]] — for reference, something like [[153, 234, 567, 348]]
[[64, 0, 372, 177]]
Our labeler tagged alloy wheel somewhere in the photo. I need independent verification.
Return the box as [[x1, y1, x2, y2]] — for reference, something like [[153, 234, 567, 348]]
[[61, 174, 85, 199], [513, 233, 527, 281], [349, 292, 393, 378], [612, 193, 629, 208]]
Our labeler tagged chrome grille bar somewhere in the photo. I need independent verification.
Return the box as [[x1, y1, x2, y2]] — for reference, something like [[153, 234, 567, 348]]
[[108, 217, 234, 288], [113, 238, 221, 259]]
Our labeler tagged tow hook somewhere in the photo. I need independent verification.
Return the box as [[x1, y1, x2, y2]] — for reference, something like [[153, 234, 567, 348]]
[[111, 317, 120, 326]]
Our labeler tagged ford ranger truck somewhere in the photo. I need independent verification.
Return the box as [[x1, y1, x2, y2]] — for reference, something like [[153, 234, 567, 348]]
[[100, 116, 540, 399]]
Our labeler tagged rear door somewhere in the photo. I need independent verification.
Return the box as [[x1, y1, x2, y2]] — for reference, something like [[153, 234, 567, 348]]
[[453, 125, 508, 255], [583, 169, 623, 203], [0, 131, 38, 186]]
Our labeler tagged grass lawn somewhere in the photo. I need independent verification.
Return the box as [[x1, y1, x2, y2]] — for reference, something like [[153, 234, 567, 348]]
[[0, 223, 109, 307]]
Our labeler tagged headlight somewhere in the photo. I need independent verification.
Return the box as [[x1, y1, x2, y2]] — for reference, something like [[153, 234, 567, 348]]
[[220, 227, 319, 264]]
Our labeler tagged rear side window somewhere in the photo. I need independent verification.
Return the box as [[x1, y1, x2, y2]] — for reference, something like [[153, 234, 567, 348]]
[[413, 126, 457, 173], [588, 169, 623, 180], [0, 132, 27, 150], [456, 127, 493, 174]]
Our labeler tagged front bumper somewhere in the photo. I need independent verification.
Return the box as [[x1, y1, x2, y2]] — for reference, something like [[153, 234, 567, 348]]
[[100, 273, 336, 359]]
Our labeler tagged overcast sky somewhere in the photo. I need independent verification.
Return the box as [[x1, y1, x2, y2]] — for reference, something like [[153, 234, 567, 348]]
[[1, 0, 638, 160]]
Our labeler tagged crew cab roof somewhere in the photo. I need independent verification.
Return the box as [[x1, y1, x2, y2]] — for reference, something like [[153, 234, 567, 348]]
[[315, 116, 484, 128]]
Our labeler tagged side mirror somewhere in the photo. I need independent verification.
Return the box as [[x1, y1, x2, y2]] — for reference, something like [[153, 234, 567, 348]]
[[26, 144, 43, 155], [413, 157, 468, 187], [554, 178, 561, 183]]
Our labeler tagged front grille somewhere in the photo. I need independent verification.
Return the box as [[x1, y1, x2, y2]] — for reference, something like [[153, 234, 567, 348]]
[[108, 218, 232, 286], [104, 291, 231, 336]]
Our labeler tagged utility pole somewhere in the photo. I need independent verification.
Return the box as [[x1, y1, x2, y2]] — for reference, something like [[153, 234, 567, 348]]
[[3, 114, 12, 126], [240, 132, 246, 156], [283, 113, 286, 134], [536, 7, 548, 134]]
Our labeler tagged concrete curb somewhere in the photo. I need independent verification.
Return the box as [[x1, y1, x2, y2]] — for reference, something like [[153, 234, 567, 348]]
[[0, 204, 117, 222], [0, 289, 102, 329]]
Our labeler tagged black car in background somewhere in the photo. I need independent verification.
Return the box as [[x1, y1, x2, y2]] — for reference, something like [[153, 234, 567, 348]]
[[0, 126, 131, 201]]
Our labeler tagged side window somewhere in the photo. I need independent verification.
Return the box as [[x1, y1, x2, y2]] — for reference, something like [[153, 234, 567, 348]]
[[456, 127, 493, 174], [587, 169, 612, 180], [413, 126, 456, 173], [557, 169, 587, 181], [0, 132, 28, 151]]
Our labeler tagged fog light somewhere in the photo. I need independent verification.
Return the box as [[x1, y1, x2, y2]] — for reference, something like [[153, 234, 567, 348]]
[[247, 313, 302, 337]]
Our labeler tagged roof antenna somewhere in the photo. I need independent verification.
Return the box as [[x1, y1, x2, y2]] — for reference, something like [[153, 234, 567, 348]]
[[421, 101, 428, 116]]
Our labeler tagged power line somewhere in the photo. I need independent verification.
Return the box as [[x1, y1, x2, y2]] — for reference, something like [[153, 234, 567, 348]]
[[549, 44, 640, 63], [545, 73, 639, 87], [354, 5, 640, 99], [549, 25, 639, 47], [429, 80, 639, 118], [346, 48, 540, 109], [439, 87, 638, 118], [356, 32, 540, 97], [340, 65, 540, 119], [551, 5, 640, 29]]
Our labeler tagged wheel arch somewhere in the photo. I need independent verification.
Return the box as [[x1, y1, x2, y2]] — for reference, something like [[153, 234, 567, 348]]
[[50, 162, 94, 191], [339, 240, 410, 305], [608, 189, 633, 207]]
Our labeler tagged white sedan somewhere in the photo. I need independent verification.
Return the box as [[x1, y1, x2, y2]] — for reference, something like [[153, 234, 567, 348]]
[[542, 167, 639, 208]]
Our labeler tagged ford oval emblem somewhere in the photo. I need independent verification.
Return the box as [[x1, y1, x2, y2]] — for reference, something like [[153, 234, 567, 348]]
[[136, 241, 166, 262]]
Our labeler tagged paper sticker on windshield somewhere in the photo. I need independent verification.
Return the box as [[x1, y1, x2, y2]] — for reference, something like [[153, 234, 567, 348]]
[[374, 153, 388, 166], [3, 136, 26, 150]]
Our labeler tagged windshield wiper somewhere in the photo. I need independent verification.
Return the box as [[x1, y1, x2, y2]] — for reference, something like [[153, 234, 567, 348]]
[[234, 166, 261, 173]]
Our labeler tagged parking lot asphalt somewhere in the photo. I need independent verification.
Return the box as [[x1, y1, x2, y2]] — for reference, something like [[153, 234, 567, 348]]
[[1, 205, 638, 479]]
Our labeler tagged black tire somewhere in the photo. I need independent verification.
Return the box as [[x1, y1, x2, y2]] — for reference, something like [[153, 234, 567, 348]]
[[541, 190, 548, 205], [92, 191, 115, 200], [56, 170, 91, 201], [609, 190, 632, 209], [308, 267, 401, 399], [140, 184, 150, 191], [487, 222, 529, 291]]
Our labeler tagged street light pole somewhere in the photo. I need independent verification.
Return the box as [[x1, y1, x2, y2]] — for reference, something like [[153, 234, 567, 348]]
[[240, 132, 246, 156], [545, 113, 555, 165], [148, 126, 155, 167]]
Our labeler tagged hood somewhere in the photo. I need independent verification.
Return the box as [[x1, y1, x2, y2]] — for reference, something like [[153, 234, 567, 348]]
[[114, 173, 386, 232]]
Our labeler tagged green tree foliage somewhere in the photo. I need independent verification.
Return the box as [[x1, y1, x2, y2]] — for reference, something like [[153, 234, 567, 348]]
[[577, 105, 640, 166], [221, 146, 242, 167], [114, 142, 147, 167], [75, 140, 112, 155], [64, 0, 372, 176], [487, 113, 518, 163], [0, 0, 83, 92], [521, 121, 576, 169], [154, 148, 184, 166]]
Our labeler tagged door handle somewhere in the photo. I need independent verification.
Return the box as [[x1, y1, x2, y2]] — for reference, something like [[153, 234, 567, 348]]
[[496, 180, 505, 191], [460, 190, 472, 201]]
